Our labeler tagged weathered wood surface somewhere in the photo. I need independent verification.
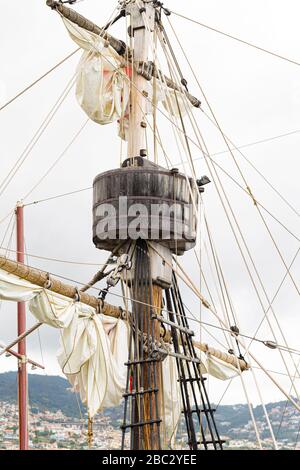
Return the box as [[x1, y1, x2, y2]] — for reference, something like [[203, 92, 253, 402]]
[[0, 255, 121, 316], [93, 161, 198, 255]]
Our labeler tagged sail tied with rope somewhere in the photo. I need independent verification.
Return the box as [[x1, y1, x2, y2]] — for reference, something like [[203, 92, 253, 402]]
[[0, 262, 244, 447], [61, 15, 193, 141]]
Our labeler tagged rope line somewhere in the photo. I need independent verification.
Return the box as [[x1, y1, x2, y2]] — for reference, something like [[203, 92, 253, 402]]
[[23, 118, 90, 201], [24, 186, 93, 207], [21, 258, 300, 358], [0, 246, 110, 267], [170, 10, 300, 68], [163, 19, 300, 394], [0, 49, 80, 112], [0, 74, 77, 198]]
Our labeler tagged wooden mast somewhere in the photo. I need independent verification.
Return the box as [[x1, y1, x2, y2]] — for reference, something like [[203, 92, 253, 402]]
[[127, 2, 163, 450], [127, 1, 154, 160]]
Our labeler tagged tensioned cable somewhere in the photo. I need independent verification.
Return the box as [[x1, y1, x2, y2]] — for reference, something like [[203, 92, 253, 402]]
[[172, 252, 300, 404], [0, 8, 120, 249], [161, 21, 300, 394], [169, 10, 300, 68], [201, 112, 300, 219], [0, 6, 118, 200], [3, 251, 299, 410], [201, 90, 300, 297], [20, 10, 123, 204], [174, 128, 300, 218], [275, 356, 300, 443], [210, 129, 300, 157], [157, 44, 237, 350], [155, 22, 300, 414], [202, 194, 299, 369], [156, 234, 300, 405], [203, 193, 300, 362], [149, 25, 300, 414], [3, 6, 298, 412], [0, 210, 15, 227], [210, 156, 300, 242], [29, 261, 300, 357], [24, 238, 47, 377], [184, 258, 300, 378], [158, 22, 300, 388], [23, 118, 90, 201], [0, 74, 77, 198], [164, 16, 300, 241], [0, 49, 80, 113], [2, 9, 292, 255], [165, 17, 300, 297], [0, 246, 109, 267], [24, 186, 93, 207], [33, 7, 300, 432], [194, 247, 231, 350]]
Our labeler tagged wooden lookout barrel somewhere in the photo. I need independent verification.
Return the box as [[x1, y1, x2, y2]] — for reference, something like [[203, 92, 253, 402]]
[[93, 158, 198, 255]]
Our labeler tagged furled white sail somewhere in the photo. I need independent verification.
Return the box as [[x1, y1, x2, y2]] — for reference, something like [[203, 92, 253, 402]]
[[63, 18, 130, 129], [0, 267, 240, 447], [61, 18, 191, 141]]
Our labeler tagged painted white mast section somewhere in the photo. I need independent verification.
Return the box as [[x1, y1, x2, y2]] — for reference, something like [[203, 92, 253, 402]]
[[127, 1, 155, 158]]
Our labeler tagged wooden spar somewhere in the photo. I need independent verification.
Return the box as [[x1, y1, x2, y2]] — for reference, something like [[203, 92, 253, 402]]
[[0, 254, 121, 317], [0, 341, 44, 370], [152, 67, 201, 108], [0, 323, 43, 358], [46, 0, 127, 56], [0, 255, 248, 371], [16, 202, 28, 451], [194, 341, 249, 372], [45, 0, 201, 110]]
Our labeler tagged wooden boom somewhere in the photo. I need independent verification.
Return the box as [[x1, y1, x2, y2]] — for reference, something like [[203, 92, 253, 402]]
[[0, 255, 248, 371]]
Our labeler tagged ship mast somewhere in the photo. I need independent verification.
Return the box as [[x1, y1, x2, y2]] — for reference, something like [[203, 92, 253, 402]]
[[127, 1, 154, 159], [126, 1, 163, 450]]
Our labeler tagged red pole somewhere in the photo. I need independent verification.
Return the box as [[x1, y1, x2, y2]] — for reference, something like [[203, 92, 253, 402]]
[[16, 202, 28, 450]]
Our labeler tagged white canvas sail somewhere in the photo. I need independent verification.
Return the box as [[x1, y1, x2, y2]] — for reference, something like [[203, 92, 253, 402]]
[[0, 267, 240, 447], [61, 17, 191, 141]]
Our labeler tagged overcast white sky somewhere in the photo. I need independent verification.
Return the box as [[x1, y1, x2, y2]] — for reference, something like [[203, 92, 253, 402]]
[[1, 0, 300, 410]]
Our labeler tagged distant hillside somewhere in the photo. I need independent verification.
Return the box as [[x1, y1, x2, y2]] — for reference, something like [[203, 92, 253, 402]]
[[0, 372, 299, 441], [0, 372, 85, 417]]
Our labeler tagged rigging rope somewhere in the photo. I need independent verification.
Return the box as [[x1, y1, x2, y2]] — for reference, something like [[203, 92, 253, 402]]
[[32, 250, 300, 358], [0, 74, 77, 198], [0, 245, 110, 267], [169, 10, 300, 68], [0, 49, 80, 113], [159, 20, 300, 399], [0, 5, 119, 201], [24, 186, 92, 207], [200, 114, 300, 219], [165, 16, 300, 298], [23, 118, 89, 201], [164, 16, 300, 242]]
